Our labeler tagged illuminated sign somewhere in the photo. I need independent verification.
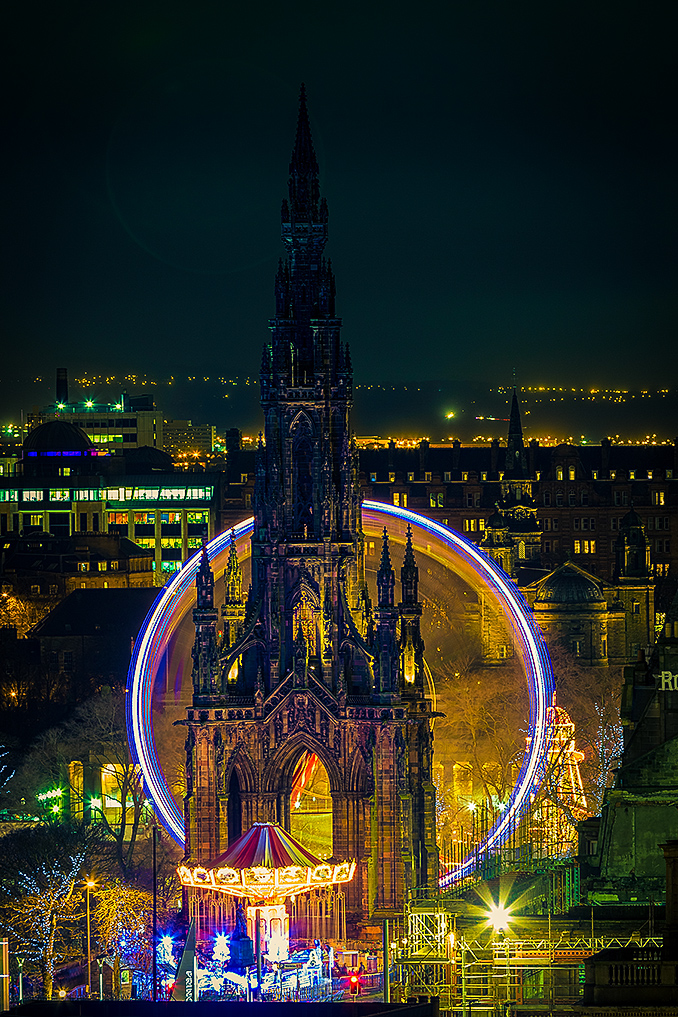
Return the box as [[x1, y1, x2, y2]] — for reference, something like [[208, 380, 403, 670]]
[[657, 671, 678, 691]]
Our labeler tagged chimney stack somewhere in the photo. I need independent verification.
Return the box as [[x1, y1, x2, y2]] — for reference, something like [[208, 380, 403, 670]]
[[56, 367, 68, 406]]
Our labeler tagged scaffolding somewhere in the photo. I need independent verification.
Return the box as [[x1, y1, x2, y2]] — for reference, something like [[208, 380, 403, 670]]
[[398, 888, 663, 1013]]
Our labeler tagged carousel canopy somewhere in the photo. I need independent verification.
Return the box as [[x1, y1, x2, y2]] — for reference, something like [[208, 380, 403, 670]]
[[178, 822, 355, 901]]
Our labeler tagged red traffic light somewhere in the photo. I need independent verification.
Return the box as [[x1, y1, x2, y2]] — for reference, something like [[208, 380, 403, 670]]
[[349, 974, 360, 995]]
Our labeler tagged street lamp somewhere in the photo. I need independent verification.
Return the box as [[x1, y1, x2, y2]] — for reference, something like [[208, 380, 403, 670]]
[[85, 878, 96, 995]]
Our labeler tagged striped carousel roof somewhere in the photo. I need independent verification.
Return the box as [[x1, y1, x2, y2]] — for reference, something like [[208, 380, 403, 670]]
[[209, 822, 323, 871]]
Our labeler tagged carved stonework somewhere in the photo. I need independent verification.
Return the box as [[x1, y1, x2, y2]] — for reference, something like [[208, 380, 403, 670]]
[[183, 89, 437, 932]]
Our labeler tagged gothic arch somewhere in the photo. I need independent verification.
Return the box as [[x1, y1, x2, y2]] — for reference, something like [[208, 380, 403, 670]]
[[223, 743, 258, 796], [262, 731, 344, 796], [348, 746, 372, 796], [289, 409, 315, 436]]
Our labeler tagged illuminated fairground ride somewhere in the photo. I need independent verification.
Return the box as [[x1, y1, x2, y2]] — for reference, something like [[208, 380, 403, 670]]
[[127, 502, 555, 888], [529, 696, 588, 858], [178, 821, 355, 959]]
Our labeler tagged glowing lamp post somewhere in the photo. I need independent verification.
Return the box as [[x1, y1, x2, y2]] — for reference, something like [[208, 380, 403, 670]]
[[84, 878, 96, 995]]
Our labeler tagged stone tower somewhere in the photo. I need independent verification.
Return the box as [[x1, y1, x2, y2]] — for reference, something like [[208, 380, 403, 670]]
[[183, 88, 437, 932]]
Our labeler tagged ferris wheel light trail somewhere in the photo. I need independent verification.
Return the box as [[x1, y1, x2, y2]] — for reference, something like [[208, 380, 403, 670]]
[[127, 504, 554, 878]]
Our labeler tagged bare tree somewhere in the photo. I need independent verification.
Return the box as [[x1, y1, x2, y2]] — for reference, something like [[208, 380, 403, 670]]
[[0, 824, 90, 998]]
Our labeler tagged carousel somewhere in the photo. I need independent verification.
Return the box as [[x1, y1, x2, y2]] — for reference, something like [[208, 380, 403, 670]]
[[178, 822, 356, 962]]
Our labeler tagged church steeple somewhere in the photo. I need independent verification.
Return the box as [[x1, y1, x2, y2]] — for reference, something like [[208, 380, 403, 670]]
[[377, 527, 396, 608], [400, 525, 419, 605], [221, 531, 246, 651], [191, 542, 220, 697], [505, 388, 528, 479], [286, 83, 324, 224]]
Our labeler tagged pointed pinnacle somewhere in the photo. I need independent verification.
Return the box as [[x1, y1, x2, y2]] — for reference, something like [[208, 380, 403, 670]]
[[290, 82, 318, 178], [403, 524, 416, 568], [379, 527, 392, 572]]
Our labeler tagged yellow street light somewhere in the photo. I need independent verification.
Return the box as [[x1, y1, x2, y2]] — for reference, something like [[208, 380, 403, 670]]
[[85, 877, 97, 995], [487, 902, 512, 934]]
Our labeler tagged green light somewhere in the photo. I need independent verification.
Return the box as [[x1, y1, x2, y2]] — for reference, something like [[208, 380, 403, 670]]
[[85, 400, 94, 408], [57, 402, 65, 410], [90, 797, 102, 810], [445, 411, 455, 419], [37, 787, 63, 802]]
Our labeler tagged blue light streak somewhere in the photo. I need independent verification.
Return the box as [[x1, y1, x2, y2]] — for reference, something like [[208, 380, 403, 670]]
[[127, 504, 554, 882]]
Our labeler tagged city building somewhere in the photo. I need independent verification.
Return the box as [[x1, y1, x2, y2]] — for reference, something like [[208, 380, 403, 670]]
[[28, 587, 159, 704], [591, 595, 678, 894], [163, 419, 216, 463], [182, 89, 438, 937], [28, 372, 164, 452], [0, 420, 218, 584], [217, 422, 677, 590]]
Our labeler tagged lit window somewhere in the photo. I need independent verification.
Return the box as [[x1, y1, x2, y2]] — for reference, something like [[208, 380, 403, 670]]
[[240, 473, 248, 484], [389, 472, 395, 483], [481, 472, 487, 481], [402, 493, 407, 507], [78, 562, 89, 572], [430, 494, 436, 508], [97, 561, 107, 572], [110, 561, 118, 570], [134, 512, 156, 524], [407, 472, 414, 482], [556, 467, 564, 481], [30, 514, 43, 527], [22, 490, 43, 502], [609, 470, 616, 480], [462, 472, 468, 481], [574, 540, 581, 554], [108, 512, 128, 525], [568, 467, 576, 481], [591, 470, 598, 480], [652, 491, 666, 506], [629, 470, 635, 480], [393, 493, 400, 506], [438, 492, 444, 508], [370, 472, 377, 482], [50, 489, 70, 502], [425, 472, 431, 482]]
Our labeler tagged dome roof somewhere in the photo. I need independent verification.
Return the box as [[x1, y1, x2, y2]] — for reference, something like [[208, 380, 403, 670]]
[[486, 508, 507, 529], [123, 445, 174, 472], [620, 506, 643, 530], [535, 564, 605, 604], [23, 420, 92, 452]]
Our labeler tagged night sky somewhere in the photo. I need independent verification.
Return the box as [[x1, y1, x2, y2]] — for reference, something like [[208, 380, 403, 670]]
[[2, 0, 676, 415]]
